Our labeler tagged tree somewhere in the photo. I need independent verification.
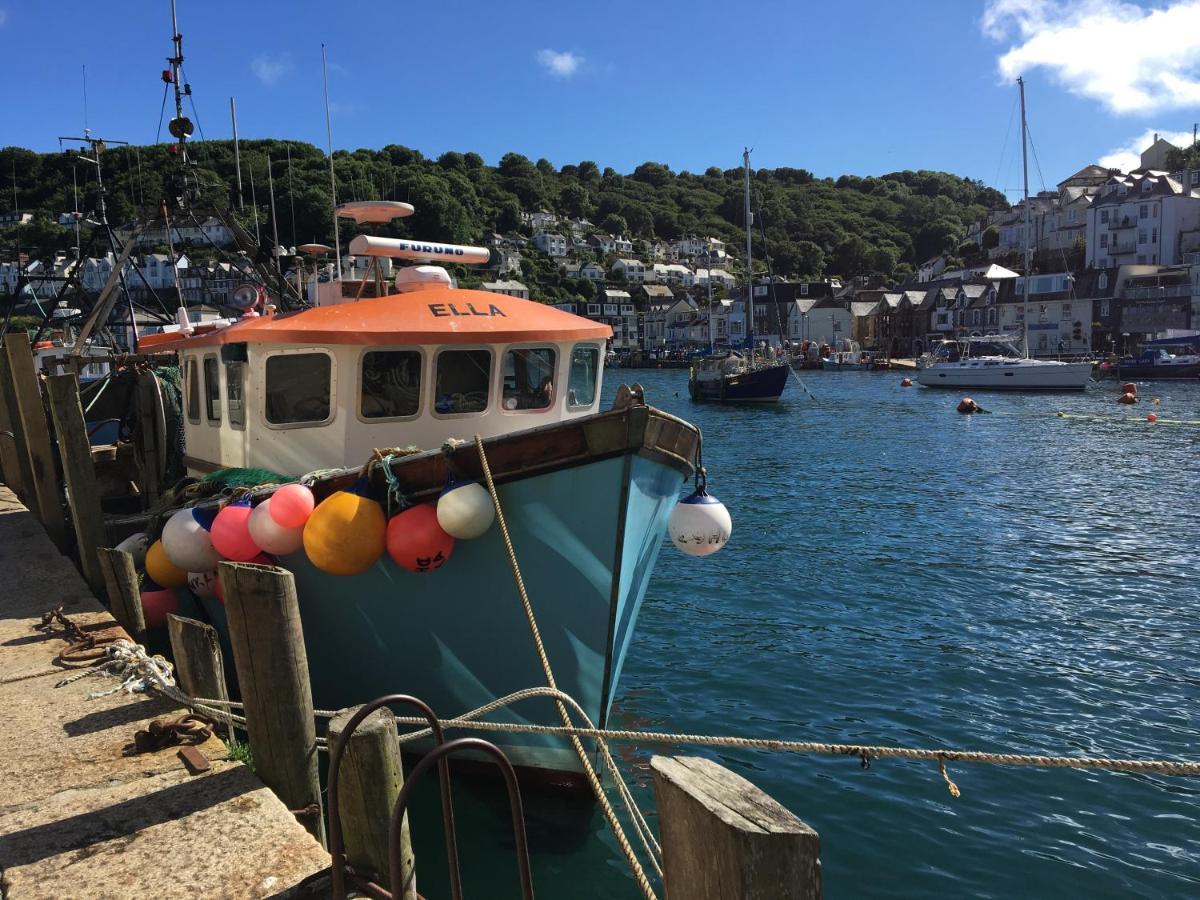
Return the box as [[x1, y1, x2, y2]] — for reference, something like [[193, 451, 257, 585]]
[[599, 213, 628, 236], [559, 183, 592, 219], [496, 200, 522, 233], [982, 225, 999, 250]]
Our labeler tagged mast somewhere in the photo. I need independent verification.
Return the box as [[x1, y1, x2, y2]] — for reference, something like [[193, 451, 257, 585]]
[[230, 97, 243, 209], [1019, 76, 1031, 358], [322, 45, 342, 280], [743, 147, 753, 352], [267, 155, 280, 271]]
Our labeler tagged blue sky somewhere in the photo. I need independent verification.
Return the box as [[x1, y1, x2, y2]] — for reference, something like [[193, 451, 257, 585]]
[[2, 0, 1199, 200]]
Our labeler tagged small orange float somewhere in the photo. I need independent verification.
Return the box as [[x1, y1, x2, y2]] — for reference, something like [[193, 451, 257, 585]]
[[1147, 413, 1158, 423]]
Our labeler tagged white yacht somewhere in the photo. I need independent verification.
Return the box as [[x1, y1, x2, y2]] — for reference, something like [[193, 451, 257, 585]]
[[917, 337, 1092, 390], [918, 77, 1092, 394]]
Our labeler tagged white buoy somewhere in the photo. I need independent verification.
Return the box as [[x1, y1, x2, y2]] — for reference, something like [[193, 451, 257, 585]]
[[187, 570, 219, 600], [436, 480, 495, 540], [668, 483, 732, 558], [162, 507, 221, 573], [114, 531, 150, 568], [248, 498, 305, 556]]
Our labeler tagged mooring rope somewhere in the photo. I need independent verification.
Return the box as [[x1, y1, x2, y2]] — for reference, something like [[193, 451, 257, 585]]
[[473, 434, 662, 896]]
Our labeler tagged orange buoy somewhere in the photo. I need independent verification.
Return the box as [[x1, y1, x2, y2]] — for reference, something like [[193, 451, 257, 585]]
[[957, 397, 978, 414], [1117, 392, 1136, 405], [1121, 382, 1137, 395], [1154, 398, 1161, 406], [1147, 413, 1158, 423], [900, 377, 913, 387]]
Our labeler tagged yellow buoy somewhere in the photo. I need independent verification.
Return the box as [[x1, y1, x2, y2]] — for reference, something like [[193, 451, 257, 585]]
[[302, 483, 386, 576], [145, 539, 188, 588]]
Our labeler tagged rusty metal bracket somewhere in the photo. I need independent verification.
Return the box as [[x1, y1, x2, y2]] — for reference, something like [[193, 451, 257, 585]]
[[130, 713, 215, 754]]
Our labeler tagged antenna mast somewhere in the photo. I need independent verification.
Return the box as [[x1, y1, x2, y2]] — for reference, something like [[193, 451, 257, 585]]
[[322, 44, 342, 279], [164, 0, 195, 202]]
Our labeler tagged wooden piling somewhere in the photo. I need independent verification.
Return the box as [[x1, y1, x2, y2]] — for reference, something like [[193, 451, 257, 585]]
[[0, 352, 30, 502], [3, 333, 65, 538], [220, 561, 326, 845], [45, 373, 107, 593], [651, 754, 822, 900], [328, 706, 416, 896], [96, 547, 146, 643], [166, 613, 232, 736]]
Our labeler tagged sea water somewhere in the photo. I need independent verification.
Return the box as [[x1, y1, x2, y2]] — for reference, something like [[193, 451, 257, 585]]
[[413, 370, 1200, 899]]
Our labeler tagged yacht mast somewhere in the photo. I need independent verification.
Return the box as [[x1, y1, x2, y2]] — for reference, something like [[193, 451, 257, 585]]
[[1019, 76, 1031, 358], [230, 97, 243, 209], [744, 147, 754, 353], [322, 45, 342, 280]]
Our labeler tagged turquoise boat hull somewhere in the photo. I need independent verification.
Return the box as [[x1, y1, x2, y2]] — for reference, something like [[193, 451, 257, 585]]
[[197, 407, 697, 783]]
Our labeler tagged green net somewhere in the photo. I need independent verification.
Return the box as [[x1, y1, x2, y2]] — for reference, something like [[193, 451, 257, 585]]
[[152, 366, 186, 485]]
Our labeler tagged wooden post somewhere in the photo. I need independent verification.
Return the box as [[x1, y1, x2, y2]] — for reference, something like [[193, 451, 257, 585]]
[[651, 755, 822, 900], [134, 372, 162, 507], [0, 351, 27, 499], [96, 547, 146, 643], [45, 373, 107, 593], [221, 561, 326, 845], [328, 706, 416, 896], [4, 331, 67, 547], [0, 348, 39, 514], [167, 614, 232, 736]]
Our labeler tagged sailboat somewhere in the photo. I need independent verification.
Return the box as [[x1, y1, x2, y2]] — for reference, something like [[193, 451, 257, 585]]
[[688, 149, 790, 402], [918, 79, 1092, 392]]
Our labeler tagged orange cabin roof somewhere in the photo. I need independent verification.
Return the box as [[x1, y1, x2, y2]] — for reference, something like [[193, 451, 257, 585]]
[[138, 288, 612, 352]]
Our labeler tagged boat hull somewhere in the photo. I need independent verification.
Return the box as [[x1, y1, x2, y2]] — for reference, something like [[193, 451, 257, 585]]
[[1106, 362, 1200, 380], [202, 406, 697, 784], [689, 363, 789, 402], [917, 360, 1092, 391]]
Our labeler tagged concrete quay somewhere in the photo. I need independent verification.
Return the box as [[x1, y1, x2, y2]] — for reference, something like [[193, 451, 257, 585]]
[[0, 486, 329, 900]]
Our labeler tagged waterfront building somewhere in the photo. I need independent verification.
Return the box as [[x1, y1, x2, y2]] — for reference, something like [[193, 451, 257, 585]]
[[1085, 170, 1200, 268]]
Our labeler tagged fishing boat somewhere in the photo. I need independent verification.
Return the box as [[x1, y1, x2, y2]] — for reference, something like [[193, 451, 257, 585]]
[[820, 339, 870, 371], [688, 149, 788, 403], [138, 221, 703, 785], [918, 78, 1092, 393], [1105, 339, 1200, 380]]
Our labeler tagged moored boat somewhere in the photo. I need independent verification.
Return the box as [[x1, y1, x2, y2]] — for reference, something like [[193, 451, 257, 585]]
[[138, 220, 704, 785], [917, 337, 1093, 390]]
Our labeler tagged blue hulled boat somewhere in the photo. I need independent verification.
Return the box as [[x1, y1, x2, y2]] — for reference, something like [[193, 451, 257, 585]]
[[139, 206, 702, 784]]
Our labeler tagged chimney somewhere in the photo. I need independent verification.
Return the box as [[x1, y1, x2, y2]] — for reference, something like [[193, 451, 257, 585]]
[[1154, 132, 1159, 143]]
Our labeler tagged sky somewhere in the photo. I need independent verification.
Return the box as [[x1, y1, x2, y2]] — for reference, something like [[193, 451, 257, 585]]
[[1, 0, 1199, 201]]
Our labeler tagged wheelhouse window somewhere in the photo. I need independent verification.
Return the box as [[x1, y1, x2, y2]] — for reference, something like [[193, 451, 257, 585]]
[[361, 350, 422, 419], [203, 355, 221, 423], [185, 357, 200, 423], [265, 352, 332, 425], [434, 349, 491, 415], [567, 344, 600, 409], [226, 362, 246, 429], [502, 347, 556, 411]]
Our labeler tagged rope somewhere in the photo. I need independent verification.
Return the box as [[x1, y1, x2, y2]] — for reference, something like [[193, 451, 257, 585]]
[[474, 435, 661, 897]]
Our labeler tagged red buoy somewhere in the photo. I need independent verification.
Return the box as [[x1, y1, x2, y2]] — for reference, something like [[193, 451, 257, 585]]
[[1147, 413, 1158, 423], [1117, 392, 1136, 405], [1121, 382, 1137, 395], [386, 503, 454, 573], [900, 377, 913, 387], [957, 397, 978, 414]]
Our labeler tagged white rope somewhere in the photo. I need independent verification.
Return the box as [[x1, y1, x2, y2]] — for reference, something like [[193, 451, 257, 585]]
[[55, 639, 178, 700]]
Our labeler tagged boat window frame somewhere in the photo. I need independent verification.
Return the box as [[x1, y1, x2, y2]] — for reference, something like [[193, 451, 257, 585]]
[[430, 345, 495, 420], [261, 346, 337, 430], [356, 345, 426, 424], [499, 343, 560, 415], [203, 353, 222, 425], [565, 342, 603, 411], [185, 355, 201, 424], [226, 360, 247, 431]]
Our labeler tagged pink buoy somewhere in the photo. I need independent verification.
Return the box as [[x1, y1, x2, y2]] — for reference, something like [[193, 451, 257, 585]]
[[386, 503, 454, 573], [270, 483, 315, 529], [140, 581, 180, 628], [210, 498, 261, 562]]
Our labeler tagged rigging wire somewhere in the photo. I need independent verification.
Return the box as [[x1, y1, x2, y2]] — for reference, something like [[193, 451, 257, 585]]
[[155, 82, 170, 144]]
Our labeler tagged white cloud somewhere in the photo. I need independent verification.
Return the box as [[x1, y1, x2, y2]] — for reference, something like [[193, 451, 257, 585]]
[[535, 49, 583, 79], [1098, 127, 1195, 170], [251, 54, 292, 87], [982, 0, 1200, 114]]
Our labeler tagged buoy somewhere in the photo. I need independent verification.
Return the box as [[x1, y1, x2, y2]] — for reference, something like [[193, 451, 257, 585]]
[[210, 498, 261, 562], [213, 554, 273, 604], [145, 539, 188, 589], [1117, 392, 1136, 405], [387, 503, 455, 572], [436, 479, 495, 540], [1121, 382, 1137, 395], [162, 507, 221, 572], [668, 479, 732, 558], [900, 377, 912, 387], [1056, 411, 1065, 418], [114, 531, 150, 568], [1154, 398, 1161, 406], [248, 498, 305, 556], [957, 397, 979, 414], [1147, 413, 1158, 423], [140, 579, 180, 628], [187, 569, 219, 600], [270, 483, 315, 529], [302, 479, 386, 576]]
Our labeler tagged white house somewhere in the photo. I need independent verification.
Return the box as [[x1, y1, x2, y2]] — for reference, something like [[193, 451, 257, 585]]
[[786, 297, 851, 346], [579, 262, 605, 282], [998, 272, 1093, 355], [532, 231, 567, 257], [612, 258, 647, 283], [1086, 171, 1200, 268]]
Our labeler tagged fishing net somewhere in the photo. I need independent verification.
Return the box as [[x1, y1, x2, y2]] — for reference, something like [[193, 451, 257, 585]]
[[152, 366, 186, 485]]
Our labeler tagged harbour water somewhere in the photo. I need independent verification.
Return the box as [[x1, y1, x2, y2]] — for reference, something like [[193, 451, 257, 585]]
[[415, 370, 1200, 899]]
